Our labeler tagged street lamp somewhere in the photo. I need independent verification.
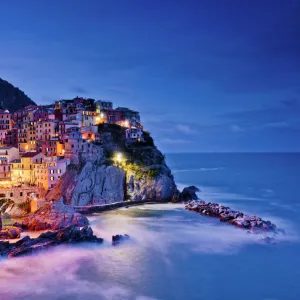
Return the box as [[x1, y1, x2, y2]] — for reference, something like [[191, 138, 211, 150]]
[[116, 153, 122, 163]]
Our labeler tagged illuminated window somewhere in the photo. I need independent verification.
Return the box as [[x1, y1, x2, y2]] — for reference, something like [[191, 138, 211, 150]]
[[50, 176, 54, 181]]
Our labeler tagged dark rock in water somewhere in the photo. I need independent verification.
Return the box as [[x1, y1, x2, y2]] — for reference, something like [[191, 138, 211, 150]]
[[262, 236, 276, 244], [185, 200, 281, 235], [179, 186, 200, 202], [0, 225, 103, 258], [112, 234, 130, 246], [277, 228, 286, 235]]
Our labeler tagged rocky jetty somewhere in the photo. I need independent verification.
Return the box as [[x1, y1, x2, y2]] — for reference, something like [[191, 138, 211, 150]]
[[185, 200, 282, 233], [0, 225, 103, 258], [17, 201, 89, 231], [112, 234, 130, 246]]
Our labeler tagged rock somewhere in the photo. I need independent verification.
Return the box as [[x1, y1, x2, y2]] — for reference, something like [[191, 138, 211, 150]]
[[262, 236, 276, 244], [126, 166, 177, 202], [179, 186, 200, 202], [277, 228, 286, 235], [185, 200, 281, 234], [0, 225, 103, 258], [0, 226, 22, 240], [19, 202, 89, 231], [47, 144, 178, 205], [12, 222, 22, 228], [65, 163, 126, 206], [112, 234, 130, 246]]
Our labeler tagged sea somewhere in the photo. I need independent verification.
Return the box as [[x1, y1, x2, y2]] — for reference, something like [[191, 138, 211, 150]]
[[0, 153, 299, 300]]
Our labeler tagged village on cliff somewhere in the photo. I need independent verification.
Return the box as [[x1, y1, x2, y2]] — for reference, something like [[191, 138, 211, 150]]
[[0, 98, 144, 212]]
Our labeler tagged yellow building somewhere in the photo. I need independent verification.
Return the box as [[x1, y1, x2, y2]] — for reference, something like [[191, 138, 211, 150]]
[[11, 152, 46, 185]]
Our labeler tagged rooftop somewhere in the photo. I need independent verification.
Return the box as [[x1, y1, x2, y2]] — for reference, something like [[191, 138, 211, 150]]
[[21, 152, 39, 158]]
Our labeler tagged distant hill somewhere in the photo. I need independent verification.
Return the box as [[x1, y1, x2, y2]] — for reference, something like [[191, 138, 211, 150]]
[[0, 78, 36, 112]]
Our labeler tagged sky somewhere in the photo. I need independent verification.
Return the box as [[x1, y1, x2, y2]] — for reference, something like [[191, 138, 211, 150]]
[[0, 0, 299, 152]]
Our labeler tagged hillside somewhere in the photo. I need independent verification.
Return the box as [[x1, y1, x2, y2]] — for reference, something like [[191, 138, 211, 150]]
[[46, 124, 178, 205], [0, 78, 36, 112]]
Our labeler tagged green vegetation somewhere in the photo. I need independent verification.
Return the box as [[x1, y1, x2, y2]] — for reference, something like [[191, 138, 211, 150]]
[[142, 131, 154, 146], [147, 168, 162, 179], [98, 124, 166, 180], [0, 78, 36, 112]]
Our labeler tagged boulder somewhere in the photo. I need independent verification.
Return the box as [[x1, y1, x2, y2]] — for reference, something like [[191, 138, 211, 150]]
[[179, 186, 200, 202], [0, 226, 22, 240], [0, 225, 103, 258], [18, 202, 89, 231], [112, 234, 130, 246]]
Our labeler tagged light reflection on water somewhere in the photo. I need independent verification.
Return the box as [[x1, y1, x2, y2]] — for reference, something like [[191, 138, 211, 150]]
[[0, 204, 298, 300]]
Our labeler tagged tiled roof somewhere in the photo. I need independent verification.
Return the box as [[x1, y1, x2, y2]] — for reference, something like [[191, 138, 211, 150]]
[[21, 152, 39, 158]]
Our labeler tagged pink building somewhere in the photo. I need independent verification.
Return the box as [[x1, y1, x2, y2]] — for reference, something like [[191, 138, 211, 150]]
[[0, 109, 13, 143], [102, 109, 123, 124], [33, 108, 48, 121]]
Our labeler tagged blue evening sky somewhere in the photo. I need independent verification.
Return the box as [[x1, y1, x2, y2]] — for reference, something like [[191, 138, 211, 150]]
[[1, 0, 299, 152]]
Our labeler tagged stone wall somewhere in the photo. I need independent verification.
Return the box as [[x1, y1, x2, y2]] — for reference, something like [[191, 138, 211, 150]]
[[0, 186, 45, 204]]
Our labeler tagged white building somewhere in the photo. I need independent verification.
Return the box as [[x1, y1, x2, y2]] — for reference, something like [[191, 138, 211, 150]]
[[46, 156, 70, 189], [125, 127, 144, 142], [0, 147, 20, 163]]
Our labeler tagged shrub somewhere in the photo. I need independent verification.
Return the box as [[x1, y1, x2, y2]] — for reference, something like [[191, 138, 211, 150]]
[[147, 168, 161, 179]]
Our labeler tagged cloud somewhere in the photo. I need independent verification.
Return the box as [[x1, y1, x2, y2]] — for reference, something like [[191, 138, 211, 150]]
[[106, 86, 134, 95], [160, 138, 193, 144], [71, 86, 89, 94], [219, 99, 300, 132], [230, 124, 243, 133], [171, 3, 300, 93], [175, 124, 197, 134]]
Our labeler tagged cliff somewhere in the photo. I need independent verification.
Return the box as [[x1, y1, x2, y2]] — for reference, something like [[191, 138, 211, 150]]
[[47, 125, 177, 205], [0, 78, 36, 112]]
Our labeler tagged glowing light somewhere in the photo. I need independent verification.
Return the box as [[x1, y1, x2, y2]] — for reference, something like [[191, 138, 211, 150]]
[[124, 120, 129, 127], [116, 153, 122, 163], [100, 113, 104, 118]]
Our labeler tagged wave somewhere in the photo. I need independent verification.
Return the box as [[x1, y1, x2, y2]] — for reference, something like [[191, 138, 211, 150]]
[[0, 203, 298, 299], [172, 167, 222, 173]]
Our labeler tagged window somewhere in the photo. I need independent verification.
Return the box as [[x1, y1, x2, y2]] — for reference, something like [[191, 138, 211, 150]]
[[57, 169, 61, 174], [20, 192, 23, 196], [50, 176, 54, 181], [50, 169, 54, 174]]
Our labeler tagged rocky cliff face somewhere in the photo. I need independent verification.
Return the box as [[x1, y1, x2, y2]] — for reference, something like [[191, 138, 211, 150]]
[[47, 136, 177, 205], [47, 163, 126, 206], [69, 163, 126, 206], [126, 165, 176, 201]]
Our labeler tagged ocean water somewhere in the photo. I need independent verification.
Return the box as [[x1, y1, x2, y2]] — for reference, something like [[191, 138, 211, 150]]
[[0, 153, 300, 300]]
